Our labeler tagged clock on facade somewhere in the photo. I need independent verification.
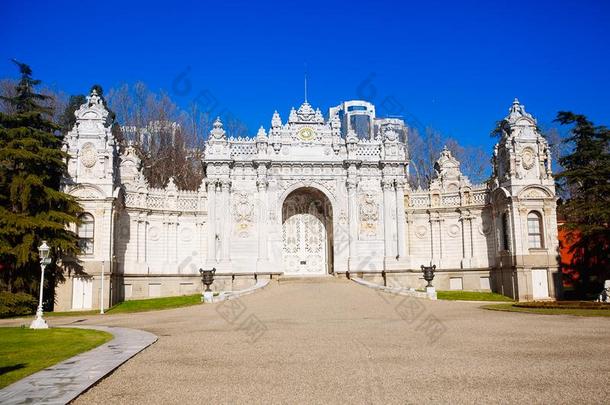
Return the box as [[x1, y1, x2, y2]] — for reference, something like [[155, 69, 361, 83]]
[[297, 127, 316, 141]]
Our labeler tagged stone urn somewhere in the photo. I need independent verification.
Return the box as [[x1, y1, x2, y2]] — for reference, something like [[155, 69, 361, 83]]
[[200, 268, 216, 303], [200, 268, 216, 292], [421, 265, 437, 300], [421, 264, 436, 288]]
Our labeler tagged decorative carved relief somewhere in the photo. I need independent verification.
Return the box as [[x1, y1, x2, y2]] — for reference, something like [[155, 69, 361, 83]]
[[415, 225, 428, 239], [521, 147, 535, 170], [80, 143, 97, 168], [430, 147, 470, 191], [338, 211, 347, 226], [359, 193, 379, 237], [269, 211, 277, 223], [278, 178, 336, 201], [521, 188, 546, 199], [448, 223, 460, 238], [71, 186, 103, 200], [148, 226, 160, 241], [232, 192, 254, 238]]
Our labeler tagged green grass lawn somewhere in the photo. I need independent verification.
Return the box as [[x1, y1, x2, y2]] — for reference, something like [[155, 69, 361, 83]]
[[105, 294, 201, 314], [482, 303, 610, 317], [0, 327, 112, 388], [436, 290, 513, 301], [41, 294, 202, 318], [45, 309, 100, 317]]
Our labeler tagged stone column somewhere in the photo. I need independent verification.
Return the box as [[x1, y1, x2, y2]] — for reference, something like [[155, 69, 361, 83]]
[[137, 213, 147, 264], [382, 178, 396, 266], [429, 211, 442, 267], [166, 215, 173, 263], [429, 215, 435, 265], [460, 210, 473, 268], [220, 179, 231, 263], [542, 202, 555, 250], [206, 180, 217, 266], [172, 217, 178, 263], [167, 216, 173, 264], [162, 215, 168, 263], [257, 176, 269, 270], [395, 180, 407, 262], [132, 215, 140, 263], [438, 216, 444, 268], [468, 214, 476, 266], [405, 212, 413, 257], [346, 163, 359, 270], [517, 205, 528, 255], [143, 214, 150, 265], [195, 217, 205, 269]]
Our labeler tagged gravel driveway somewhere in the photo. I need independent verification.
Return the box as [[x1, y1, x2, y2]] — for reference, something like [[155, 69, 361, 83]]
[[23, 278, 610, 404]]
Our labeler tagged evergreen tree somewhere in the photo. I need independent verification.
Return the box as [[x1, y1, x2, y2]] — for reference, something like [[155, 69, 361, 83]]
[[555, 112, 610, 297], [0, 60, 81, 298], [59, 94, 86, 133]]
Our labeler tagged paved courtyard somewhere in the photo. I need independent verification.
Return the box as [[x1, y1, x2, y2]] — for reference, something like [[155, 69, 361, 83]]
[[27, 279, 610, 403]]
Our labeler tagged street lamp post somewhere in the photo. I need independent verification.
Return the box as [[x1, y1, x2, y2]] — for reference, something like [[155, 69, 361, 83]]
[[30, 241, 51, 329]]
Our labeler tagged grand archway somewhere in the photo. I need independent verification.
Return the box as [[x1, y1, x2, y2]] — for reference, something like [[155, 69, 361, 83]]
[[281, 187, 333, 275]]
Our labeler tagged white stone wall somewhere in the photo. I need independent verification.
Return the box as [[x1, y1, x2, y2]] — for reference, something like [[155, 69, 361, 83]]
[[56, 93, 560, 309]]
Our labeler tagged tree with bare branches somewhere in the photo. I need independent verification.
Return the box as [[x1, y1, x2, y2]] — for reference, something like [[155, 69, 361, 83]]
[[407, 127, 489, 189], [106, 83, 208, 190]]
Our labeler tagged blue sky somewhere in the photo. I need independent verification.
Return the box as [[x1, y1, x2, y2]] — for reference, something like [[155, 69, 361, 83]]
[[1, 0, 608, 151]]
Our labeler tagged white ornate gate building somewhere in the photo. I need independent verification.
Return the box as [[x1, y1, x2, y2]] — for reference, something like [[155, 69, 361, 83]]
[[55, 91, 560, 310]]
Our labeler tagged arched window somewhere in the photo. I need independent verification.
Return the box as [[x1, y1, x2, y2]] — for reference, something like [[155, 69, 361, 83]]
[[78, 213, 95, 254], [501, 212, 510, 251], [527, 211, 543, 249]]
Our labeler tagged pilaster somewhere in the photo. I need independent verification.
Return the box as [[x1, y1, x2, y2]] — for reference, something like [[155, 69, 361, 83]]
[[395, 180, 409, 267], [382, 177, 397, 268], [256, 161, 270, 271], [346, 161, 360, 270], [206, 180, 218, 266], [220, 179, 232, 265]]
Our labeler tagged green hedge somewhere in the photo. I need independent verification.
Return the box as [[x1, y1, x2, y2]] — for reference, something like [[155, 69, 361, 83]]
[[514, 301, 610, 310], [0, 291, 38, 318]]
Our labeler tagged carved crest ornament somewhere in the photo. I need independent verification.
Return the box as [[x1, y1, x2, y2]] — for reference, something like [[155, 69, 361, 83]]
[[359, 193, 379, 237], [232, 191, 254, 238]]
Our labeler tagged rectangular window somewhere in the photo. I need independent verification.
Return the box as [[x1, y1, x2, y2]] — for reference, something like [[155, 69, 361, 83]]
[[77, 214, 95, 255], [78, 239, 94, 255], [528, 234, 542, 248], [501, 213, 510, 251], [527, 212, 543, 249]]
